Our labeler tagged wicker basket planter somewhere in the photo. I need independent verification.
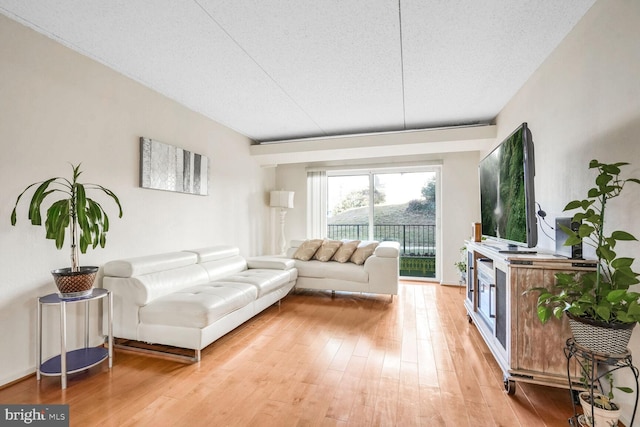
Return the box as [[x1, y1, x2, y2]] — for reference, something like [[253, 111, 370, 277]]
[[567, 312, 635, 355], [51, 266, 98, 300]]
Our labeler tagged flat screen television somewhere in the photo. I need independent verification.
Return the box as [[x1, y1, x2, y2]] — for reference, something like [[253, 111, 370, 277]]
[[479, 122, 537, 251]]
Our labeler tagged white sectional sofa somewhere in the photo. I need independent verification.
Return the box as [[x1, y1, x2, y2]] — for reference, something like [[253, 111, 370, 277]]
[[286, 239, 400, 297], [102, 246, 297, 361]]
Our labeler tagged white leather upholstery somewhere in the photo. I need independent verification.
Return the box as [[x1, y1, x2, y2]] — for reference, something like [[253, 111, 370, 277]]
[[220, 269, 297, 297], [104, 252, 197, 277], [137, 285, 291, 350], [140, 282, 258, 328], [286, 240, 400, 296], [375, 242, 400, 258], [246, 257, 295, 270], [103, 240, 397, 357], [185, 246, 240, 263], [102, 245, 297, 354], [112, 265, 210, 306], [198, 255, 248, 281], [294, 259, 368, 283]]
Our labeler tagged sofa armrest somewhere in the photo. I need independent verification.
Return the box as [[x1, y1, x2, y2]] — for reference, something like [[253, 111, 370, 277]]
[[374, 241, 400, 258], [247, 256, 296, 270], [364, 242, 400, 295]]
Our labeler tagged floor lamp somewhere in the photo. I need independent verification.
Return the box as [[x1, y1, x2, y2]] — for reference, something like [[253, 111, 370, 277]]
[[270, 190, 294, 254]]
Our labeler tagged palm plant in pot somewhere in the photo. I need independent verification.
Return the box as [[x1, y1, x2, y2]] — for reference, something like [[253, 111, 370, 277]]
[[529, 160, 640, 354], [11, 163, 123, 299]]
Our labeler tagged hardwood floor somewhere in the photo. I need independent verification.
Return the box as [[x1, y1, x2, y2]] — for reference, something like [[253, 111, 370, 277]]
[[0, 282, 579, 426]]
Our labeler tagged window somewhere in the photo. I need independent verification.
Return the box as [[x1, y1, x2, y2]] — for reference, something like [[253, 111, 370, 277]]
[[310, 166, 440, 280]]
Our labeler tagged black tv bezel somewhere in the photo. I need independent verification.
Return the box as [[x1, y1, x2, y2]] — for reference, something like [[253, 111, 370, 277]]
[[479, 122, 537, 249]]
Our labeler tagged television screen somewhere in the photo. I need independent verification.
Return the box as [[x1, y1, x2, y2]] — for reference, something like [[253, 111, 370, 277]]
[[479, 123, 537, 249]]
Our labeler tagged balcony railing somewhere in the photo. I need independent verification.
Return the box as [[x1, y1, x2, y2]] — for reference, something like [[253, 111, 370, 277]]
[[327, 224, 436, 278]]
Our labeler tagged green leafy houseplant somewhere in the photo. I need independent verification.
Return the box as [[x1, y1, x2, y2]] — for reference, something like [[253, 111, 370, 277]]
[[529, 160, 640, 328], [579, 387, 624, 427], [579, 359, 633, 408], [454, 246, 467, 285], [11, 163, 122, 296], [454, 246, 467, 275], [578, 359, 632, 426]]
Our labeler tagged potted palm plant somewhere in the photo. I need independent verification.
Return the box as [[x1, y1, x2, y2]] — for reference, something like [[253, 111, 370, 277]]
[[529, 160, 640, 354], [11, 163, 123, 299]]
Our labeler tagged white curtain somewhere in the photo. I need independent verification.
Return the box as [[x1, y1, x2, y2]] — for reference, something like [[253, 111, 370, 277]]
[[306, 170, 327, 238]]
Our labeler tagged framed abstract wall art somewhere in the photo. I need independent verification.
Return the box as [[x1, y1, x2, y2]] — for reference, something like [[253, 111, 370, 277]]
[[140, 137, 208, 195]]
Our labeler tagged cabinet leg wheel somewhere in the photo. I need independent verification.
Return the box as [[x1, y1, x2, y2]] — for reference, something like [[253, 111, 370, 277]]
[[504, 378, 516, 395], [467, 314, 472, 324]]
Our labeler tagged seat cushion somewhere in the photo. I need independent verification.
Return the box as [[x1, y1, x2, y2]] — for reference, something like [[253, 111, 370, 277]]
[[139, 282, 258, 329], [219, 269, 295, 297], [294, 260, 368, 283]]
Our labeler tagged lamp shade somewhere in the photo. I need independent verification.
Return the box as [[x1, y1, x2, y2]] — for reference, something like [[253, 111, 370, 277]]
[[270, 190, 294, 209]]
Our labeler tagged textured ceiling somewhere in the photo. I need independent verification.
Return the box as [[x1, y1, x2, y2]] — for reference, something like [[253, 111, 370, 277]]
[[0, 0, 596, 142]]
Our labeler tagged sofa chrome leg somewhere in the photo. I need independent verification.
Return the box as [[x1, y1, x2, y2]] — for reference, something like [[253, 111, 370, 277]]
[[195, 349, 201, 362], [331, 290, 335, 298], [389, 294, 394, 303]]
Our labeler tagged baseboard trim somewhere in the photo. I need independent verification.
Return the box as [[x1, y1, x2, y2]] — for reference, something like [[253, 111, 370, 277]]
[[0, 372, 35, 391]]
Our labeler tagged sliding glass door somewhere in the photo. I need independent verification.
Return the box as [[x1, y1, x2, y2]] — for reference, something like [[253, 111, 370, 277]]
[[326, 168, 439, 280]]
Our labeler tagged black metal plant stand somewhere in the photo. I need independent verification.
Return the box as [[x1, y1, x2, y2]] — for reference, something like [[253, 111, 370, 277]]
[[565, 338, 639, 426]]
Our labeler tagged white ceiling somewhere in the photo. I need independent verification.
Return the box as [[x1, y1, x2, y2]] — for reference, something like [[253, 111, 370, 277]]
[[0, 0, 596, 143]]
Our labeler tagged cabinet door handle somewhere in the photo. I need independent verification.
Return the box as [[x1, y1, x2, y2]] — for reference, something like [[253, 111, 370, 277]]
[[490, 284, 496, 318]]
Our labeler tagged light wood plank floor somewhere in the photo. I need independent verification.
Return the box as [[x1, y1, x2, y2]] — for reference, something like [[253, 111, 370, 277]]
[[0, 282, 578, 426]]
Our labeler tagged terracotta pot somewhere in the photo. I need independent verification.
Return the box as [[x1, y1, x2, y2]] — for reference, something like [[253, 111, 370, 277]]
[[51, 266, 98, 299]]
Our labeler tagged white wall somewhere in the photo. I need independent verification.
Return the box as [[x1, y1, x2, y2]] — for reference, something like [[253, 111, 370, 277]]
[[0, 15, 274, 386], [440, 151, 481, 283], [274, 164, 309, 247], [276, 151, 481, 285], [495, 1, 640, 424]]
